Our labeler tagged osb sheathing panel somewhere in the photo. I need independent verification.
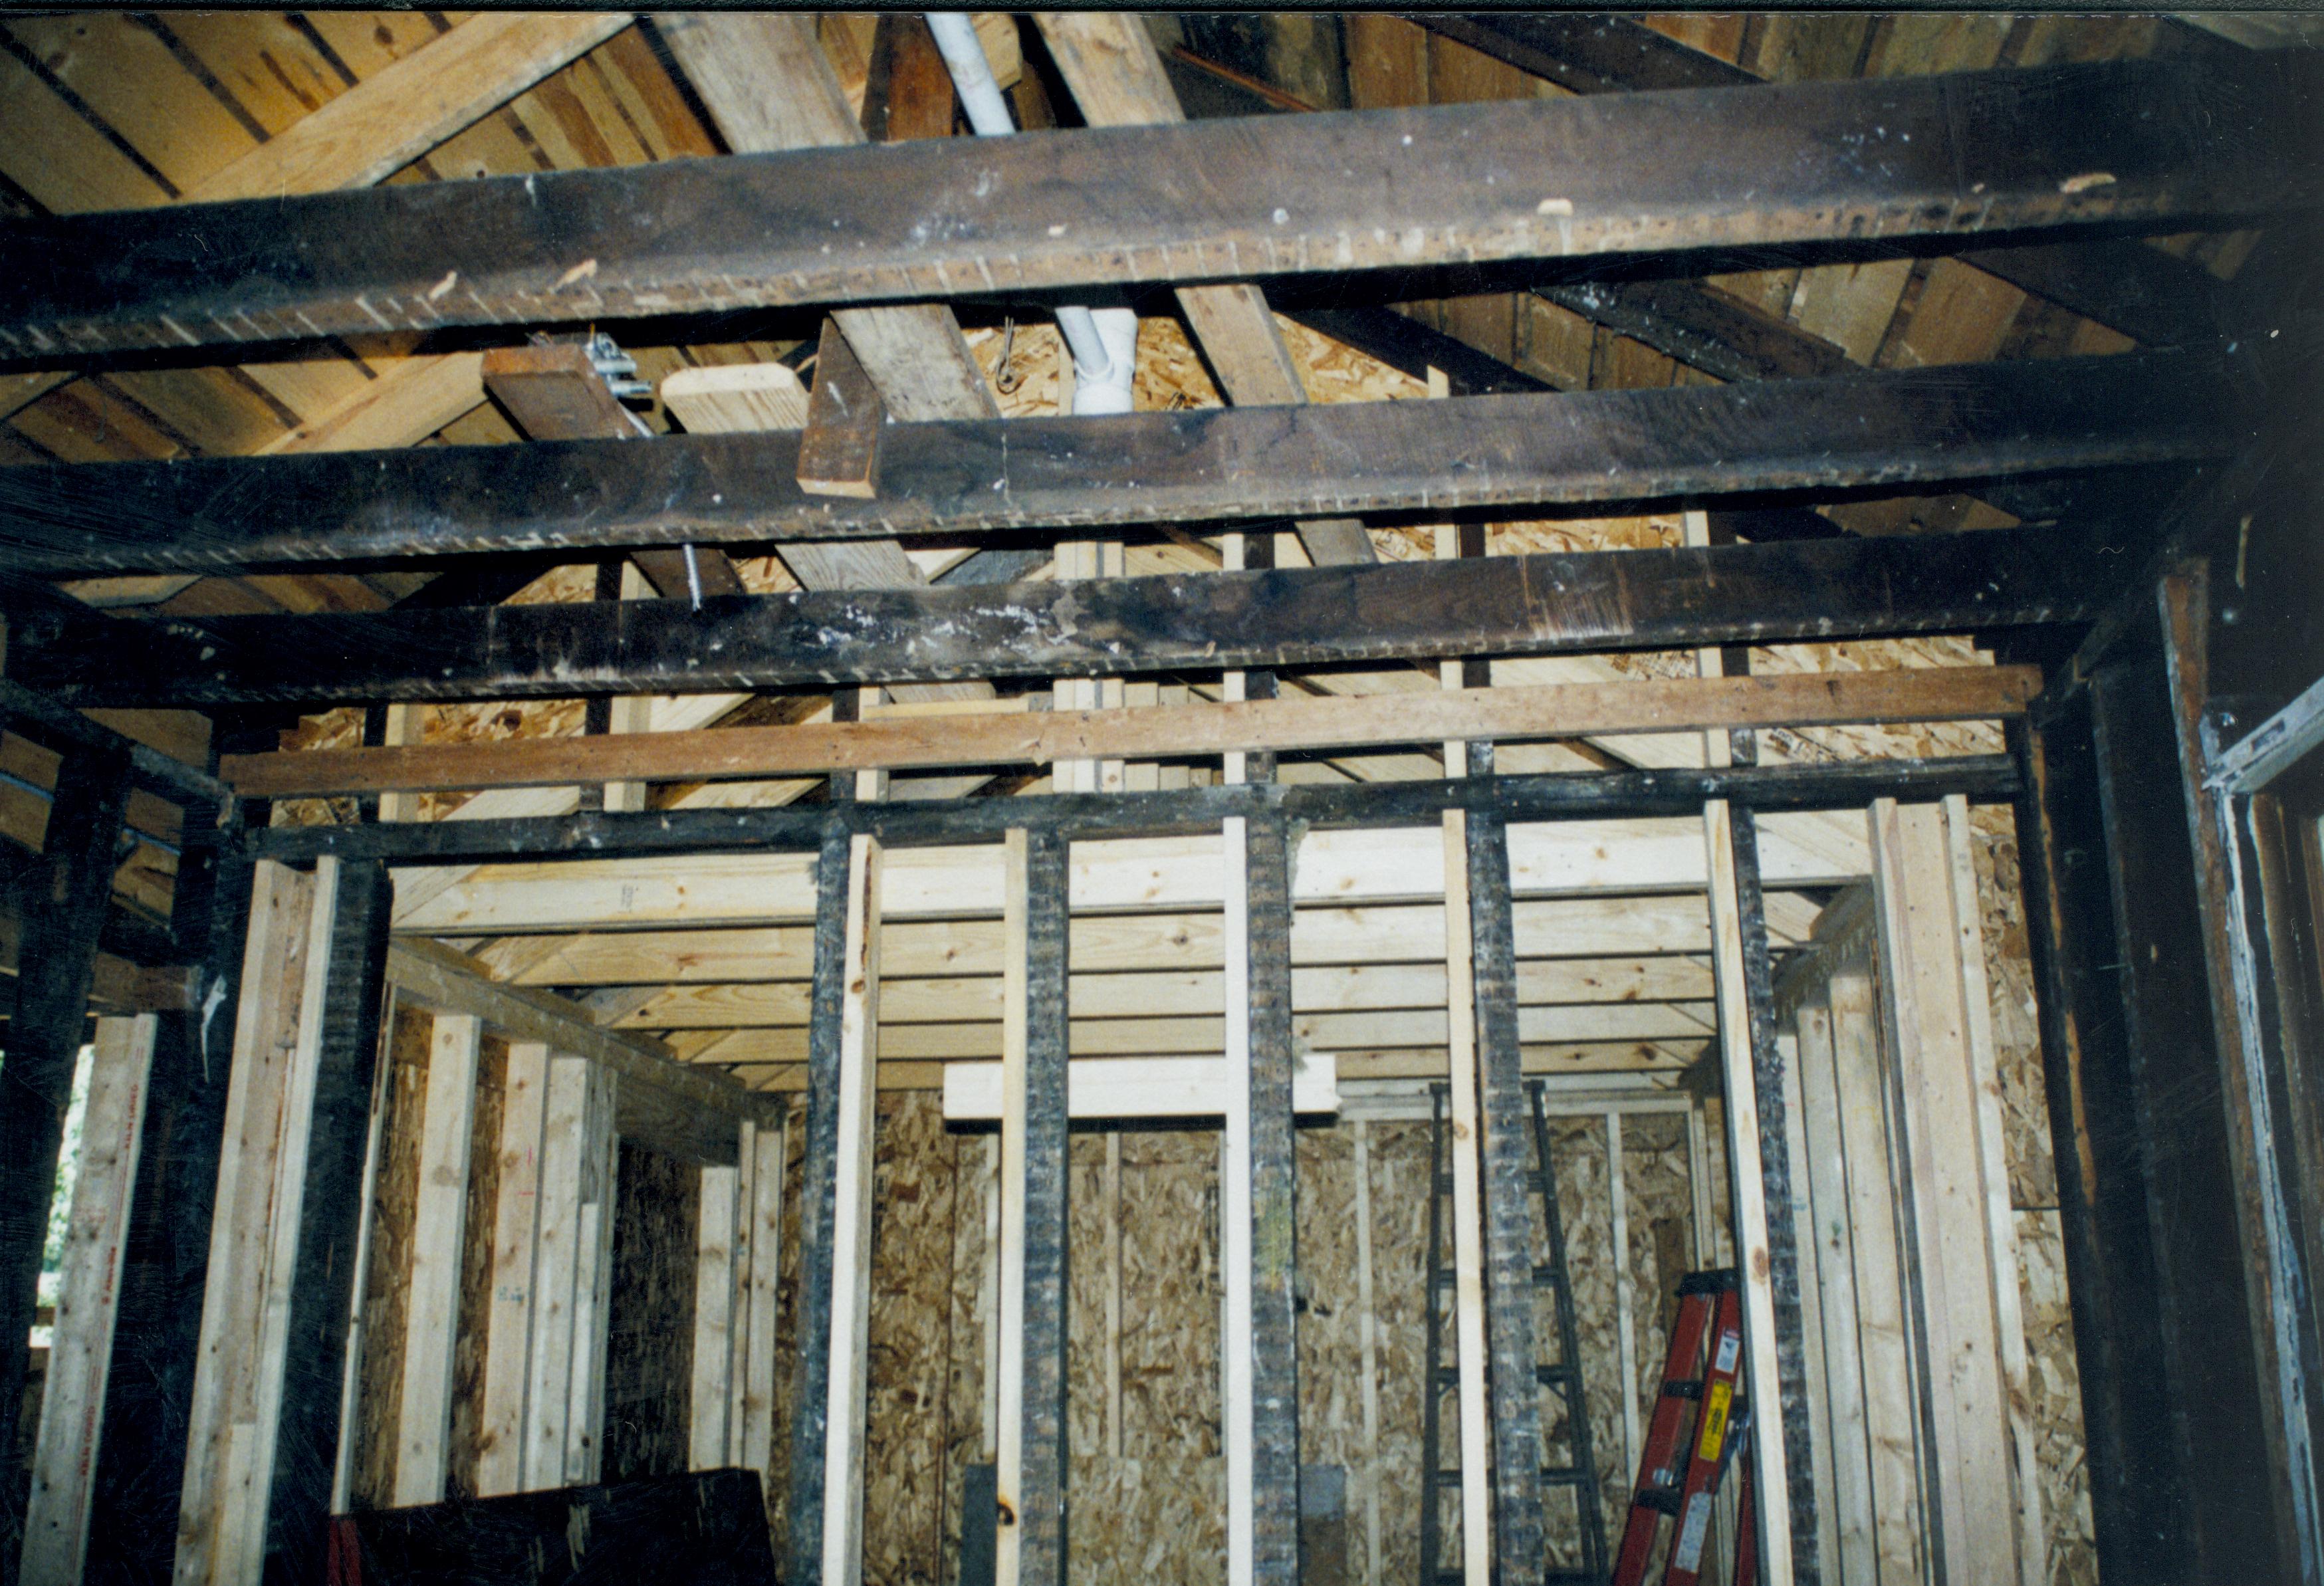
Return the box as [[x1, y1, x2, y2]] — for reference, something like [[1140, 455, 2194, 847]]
[[1363, 1122, 1433, 1586], [2019, 1209, 2097, 1586], [443, 1032, 509, 1497], [351, 999, 433, 1508], [604, 1139, 699, 1482], [862, 1091, 981, 1586], [1067, 1127, 1225, 1585]]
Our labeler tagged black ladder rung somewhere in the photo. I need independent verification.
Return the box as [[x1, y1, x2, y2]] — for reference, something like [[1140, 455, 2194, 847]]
[[1540, 1467, 1597, 1488], [1536, 1363, 1579, 1388], [1631, 1484, 1685, 1518], [1659, 1377, 1706, 1401], [1431, 1468, 1464, 1488], [1531, 1262, 1575, 1288], [1545, 1573, 1603, 1586]]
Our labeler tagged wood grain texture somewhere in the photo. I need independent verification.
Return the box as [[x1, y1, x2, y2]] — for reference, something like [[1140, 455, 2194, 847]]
[[797, 318, 885, 501], [0, 349, 2238, 582], [223, 667, 2037, 798], [8, 55, 2312, 358], [23, 522, 2121, 709]]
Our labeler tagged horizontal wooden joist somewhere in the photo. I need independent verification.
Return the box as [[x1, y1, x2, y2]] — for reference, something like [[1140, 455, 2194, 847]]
[[224, 667, 2034, 798], [728, 1042, 1703, 1093], [392, 818, 1859, 935], [0, 349, 2244, 586], [251, 758, 2014, 867], [671, 1010, 1715, 1064], [19, 524, 2127, 710], [3, 54, 2314, 362], [383, 937, 774, 1163]]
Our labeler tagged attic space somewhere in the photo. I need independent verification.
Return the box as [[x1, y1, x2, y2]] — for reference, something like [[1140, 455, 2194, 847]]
[[0, 11, 2318, 1586]]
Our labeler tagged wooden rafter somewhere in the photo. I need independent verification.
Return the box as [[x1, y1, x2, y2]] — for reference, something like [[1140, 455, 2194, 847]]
[[6, 55, 2313, 360], [219, 666, 2037, 798], [16, 526, 2123, 708], [0, 350, 2234, 585]]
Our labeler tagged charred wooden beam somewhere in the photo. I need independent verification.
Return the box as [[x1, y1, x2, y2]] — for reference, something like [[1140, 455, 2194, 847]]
[[3, 56, 2313, 362], [1466, 810, 1548, 1575], [261, 859, 392, 1579], [1728, 802, 1821, 1577], [0, 348, 2236, 582], [784, 829, 853, 1586], [1416, 13, 1758, 96], [7, 524, 2133, 709], [1017, 829, 1072, 1586], [1416, 13, 2240, 350], [2087, 629, 2287, 1577], [1244, 814, 1302, 1581], [0, 676, 225, 806], [328, 1468, 778, 1583], [247, 757, 2021, 868]]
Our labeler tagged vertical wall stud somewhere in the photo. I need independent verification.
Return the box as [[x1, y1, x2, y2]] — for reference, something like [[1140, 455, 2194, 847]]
[[691, 1165, 743, 1470], [822, 832, 884, 1586], [524, 1056, 592, 1492], [725, 1122, 759, 1467], [1466, 810, 1548, 1579], [23, 1014, 158, 1586], [0, 742, 130, 1510], [1246, 814, 1302, 1583], [393, 1014, 483, 1505], [788, 828, 854, 1585], [1441, 810, 1494, 1586], [1704, 804, 1800, 1583], [739, 1109, 786, 1479], [1606, 1111, 1641, 1486], [477, 1042, 550, 1497], [1014, 830, 1073, 1586]]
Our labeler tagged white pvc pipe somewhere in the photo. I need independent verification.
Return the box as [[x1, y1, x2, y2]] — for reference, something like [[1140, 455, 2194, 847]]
[[926, 13, 1132, 410]]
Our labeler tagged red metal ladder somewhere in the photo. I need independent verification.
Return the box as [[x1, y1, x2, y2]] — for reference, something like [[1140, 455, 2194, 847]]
[[1611, 1268, 1759, 1586]]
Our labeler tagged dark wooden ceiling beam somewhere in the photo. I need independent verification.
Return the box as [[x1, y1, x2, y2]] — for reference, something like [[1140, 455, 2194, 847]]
[[9, 524, 2137, 708], [1413, 12, 2246, 349], [3, 55, 2313, 362], [0, 348, 2252, 578]]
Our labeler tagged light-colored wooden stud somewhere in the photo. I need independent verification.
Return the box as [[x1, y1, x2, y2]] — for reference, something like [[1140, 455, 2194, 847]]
[[1606, 1109, 1641, 1486], [739, 1114, 786, 1477], [477, 1040, 550, 1497], [691, 1163, 742, 1470], [822, 833, 883, 1586], [23, 1014, 158, 1586], [523, 1054, 592, 1492], [1441, 810, 1494, 1586], [394, 1013, 484, 1505], [1703, 804, 1796, 1582], [1222, 816, 1256, 1586]]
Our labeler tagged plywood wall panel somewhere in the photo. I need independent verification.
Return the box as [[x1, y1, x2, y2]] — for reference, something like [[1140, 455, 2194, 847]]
[[603, 1141, 699, 1481], [443, 1033, 509, 1497], [352, 1002, 433, 1508]]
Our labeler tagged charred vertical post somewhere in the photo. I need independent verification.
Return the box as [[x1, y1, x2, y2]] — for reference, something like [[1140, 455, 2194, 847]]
[[1016, 830, 1072, 1586], [262, 858, 393, 1579], [0, 739, 131, 1564], [1728, 804, 1821, 1583], [1245, 813, 1302, 1581], [1466, 809, 1546, 1578], [2087, 628, 2285, 1579], [786, 826, 854, 1585], [88, 830, 254, 1577], [2007, 707, 2186, 1582]]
